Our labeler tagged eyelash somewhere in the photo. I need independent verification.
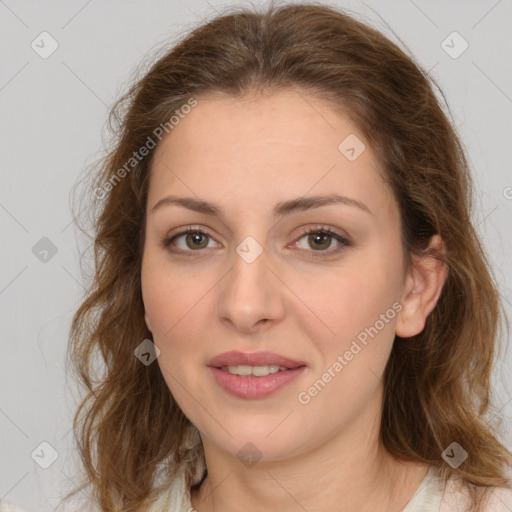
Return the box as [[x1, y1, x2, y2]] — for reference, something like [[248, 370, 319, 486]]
[[162, 224, 352, 259]]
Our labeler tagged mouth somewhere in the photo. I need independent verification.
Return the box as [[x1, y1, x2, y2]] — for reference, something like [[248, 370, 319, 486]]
[[217, 364, 293, 377], [207, 350, 306, 370], [207, 351, 307, 399]]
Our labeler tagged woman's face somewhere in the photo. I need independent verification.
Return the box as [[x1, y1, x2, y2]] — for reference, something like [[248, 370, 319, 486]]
[[141, 89, 411, 462]]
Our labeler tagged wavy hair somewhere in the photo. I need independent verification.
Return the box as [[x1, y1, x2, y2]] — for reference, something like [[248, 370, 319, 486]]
[[64, 1, 512, 510]]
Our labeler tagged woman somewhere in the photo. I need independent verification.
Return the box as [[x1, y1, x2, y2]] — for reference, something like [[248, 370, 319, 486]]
[[12, 2, 510, 511]]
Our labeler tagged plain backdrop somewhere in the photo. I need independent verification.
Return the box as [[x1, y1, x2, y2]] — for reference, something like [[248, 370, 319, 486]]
[[1, 0, 512, 510]]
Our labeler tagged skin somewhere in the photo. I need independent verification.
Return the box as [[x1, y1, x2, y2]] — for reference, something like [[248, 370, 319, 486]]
[[141, 88, 448, 512]]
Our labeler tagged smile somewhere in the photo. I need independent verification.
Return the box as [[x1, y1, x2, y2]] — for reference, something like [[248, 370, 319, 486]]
[[207, 350, 307, 399], [209, 365, 306, 399], [220, 365, 289, 376]]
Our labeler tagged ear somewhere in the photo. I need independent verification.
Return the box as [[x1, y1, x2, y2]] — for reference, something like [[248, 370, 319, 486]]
[[144, 311, 152, 333], [395, 234, 449, 338]]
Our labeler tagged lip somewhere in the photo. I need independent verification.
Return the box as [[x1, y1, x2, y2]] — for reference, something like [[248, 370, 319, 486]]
[[207, 351, 307, 399], [207, 350, 306, 369]]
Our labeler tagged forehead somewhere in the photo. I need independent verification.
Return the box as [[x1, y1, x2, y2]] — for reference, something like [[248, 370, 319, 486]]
[[153, 89, 365, 163], [148, 89, 397, 224]]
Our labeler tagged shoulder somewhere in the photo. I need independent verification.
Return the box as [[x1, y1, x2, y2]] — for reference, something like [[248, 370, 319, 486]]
[[147, 463, 200, 512], [440, 476, 512, 512], [0, 501, 27, 512], [481, 486, 512, 511]]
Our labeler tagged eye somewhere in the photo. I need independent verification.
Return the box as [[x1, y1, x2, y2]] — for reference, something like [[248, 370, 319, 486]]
[[162, 225, 218, 255], [294, 225, 351, 257], [162, 224, 352, 257]]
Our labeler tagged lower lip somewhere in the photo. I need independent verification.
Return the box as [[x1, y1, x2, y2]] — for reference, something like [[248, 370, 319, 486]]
[[209, 366, 306, 399]]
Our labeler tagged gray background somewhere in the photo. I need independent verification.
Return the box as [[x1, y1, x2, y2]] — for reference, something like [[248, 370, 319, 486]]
[[1, 0, 511, 511]]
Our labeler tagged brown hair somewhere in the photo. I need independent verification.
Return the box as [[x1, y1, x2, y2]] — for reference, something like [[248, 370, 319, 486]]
[[64, 1, 512, 510]]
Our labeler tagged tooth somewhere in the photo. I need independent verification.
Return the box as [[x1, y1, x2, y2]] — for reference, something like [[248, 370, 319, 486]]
[[224, 365, 290, 376], [252, 365, 270, 377], [238, 365, 253, 375], [227, 365, 250, 376], [232, 365, 252, 376]]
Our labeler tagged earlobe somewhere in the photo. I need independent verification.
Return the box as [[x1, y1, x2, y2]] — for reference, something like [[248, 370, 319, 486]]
[[395, 235, 448, 338], [144, 311, 152, 333], [396, 291, 423, 337]]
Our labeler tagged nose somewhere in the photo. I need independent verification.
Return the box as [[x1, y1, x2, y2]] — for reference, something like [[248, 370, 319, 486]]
[[216, 240, 285, 334]]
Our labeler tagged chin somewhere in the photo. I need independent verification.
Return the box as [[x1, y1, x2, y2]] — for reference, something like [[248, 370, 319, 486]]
[[198, 414, 307, 461]]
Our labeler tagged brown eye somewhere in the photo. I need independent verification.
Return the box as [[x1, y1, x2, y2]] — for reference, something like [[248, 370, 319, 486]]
[[183, 231, 210, 250], [162, 224, 351, 258], [295, 226, 352, 257], [163, 227, 218, 254], [306, 232, 333, 251]]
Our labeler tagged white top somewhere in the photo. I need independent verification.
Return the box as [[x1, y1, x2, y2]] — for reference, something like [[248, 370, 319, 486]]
[[145, 463, 512, 512], [2, 464, 512, 511], [143, 462, 512, 512]]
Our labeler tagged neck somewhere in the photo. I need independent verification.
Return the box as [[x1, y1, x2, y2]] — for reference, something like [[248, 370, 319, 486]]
[[190, 398, 428, 512]]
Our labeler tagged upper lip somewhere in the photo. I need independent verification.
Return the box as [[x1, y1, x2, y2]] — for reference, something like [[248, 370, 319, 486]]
[[207, 351, 306, 369]]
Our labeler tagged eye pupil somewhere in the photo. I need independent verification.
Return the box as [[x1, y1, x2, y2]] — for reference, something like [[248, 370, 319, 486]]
[[309, 232, 331, 250], [187, 232, 208, 249], [166, 226, 347, 257]]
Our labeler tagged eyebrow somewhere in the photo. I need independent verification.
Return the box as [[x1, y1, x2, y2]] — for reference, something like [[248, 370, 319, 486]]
[[150, 193, 372, 218]]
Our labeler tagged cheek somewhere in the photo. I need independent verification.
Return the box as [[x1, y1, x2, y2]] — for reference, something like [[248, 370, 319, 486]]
[[142, 251, 207, 339], [295, 256, 401, 354], [344, 270, 399, 343], [141, 263, 211, 414], [141, 255, 208, 389], [293, 266, 400, 428]]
